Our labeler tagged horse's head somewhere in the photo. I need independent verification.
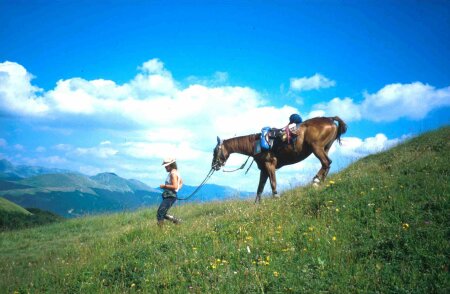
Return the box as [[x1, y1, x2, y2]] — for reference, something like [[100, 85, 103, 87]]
[[212, 136, 229, 171]]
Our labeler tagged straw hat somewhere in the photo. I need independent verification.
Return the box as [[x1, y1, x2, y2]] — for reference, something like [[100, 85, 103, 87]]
[[162, 158, 176, 167]]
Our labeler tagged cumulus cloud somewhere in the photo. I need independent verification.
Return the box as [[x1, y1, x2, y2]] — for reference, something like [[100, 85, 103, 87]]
[[53, 144, 73, 151], [121, 141, 206, 161], [0, 59, 296, 133], [73, 146, 118, 159], [338, 133, 407, 158], [14, 144, 25, 151], [290, 73, 336, 92], [186, 71, 229, 86], [0, 61, 49, 116], [35, 146, 46, 153], [309, 97, 361, 121], [4, 59, 446, 191], [361, 82, 450, 121], [0, 59, 304, 187], [309, 82, 450, 122]]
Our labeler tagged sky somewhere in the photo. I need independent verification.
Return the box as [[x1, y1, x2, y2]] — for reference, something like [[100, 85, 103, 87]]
[[1, 0, 449, 193]]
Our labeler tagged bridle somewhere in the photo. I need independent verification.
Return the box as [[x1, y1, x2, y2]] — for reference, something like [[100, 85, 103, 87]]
[[212, 142, 227, 171]]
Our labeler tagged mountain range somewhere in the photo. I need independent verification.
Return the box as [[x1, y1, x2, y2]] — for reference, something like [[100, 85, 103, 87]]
[[0, 159, 251, 218]]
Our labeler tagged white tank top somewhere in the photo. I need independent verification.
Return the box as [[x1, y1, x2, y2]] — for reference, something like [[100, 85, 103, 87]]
[[165, 169, 182, 192]]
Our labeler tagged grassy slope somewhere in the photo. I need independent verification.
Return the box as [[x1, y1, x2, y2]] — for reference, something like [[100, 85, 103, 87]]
[[0, 197, 32, 215], [0, 127, 449, 293]]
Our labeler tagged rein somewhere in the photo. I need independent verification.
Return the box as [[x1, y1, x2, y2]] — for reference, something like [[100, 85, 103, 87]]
[[223, 156, 254, 174], [176, 168, 215, 201]]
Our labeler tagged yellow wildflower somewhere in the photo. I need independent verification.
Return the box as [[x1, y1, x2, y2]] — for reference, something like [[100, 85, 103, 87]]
[[332, 236, 337, 241], [329, 180, 335, 184], [273, 271, 279, 277], [402, 223, 409, 230]]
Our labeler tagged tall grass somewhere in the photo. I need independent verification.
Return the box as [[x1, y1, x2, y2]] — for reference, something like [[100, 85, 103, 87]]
[[1, 127, 449, 293]]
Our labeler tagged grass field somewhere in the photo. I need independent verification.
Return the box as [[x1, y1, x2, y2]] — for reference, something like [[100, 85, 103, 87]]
[[0, 197, 32, 216], [1, 127, 449, 293]]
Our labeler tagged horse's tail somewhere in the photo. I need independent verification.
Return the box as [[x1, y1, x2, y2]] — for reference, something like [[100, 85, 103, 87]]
[[332, 116, 347, 145]]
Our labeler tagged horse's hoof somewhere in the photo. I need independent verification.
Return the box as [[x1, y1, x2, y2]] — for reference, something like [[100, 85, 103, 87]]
[[273, 194, 280, 198], [312, 182, 320, 188]]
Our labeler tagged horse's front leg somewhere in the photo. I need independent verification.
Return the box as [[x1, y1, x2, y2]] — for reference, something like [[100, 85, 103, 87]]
[[255, 170, 268, 203]]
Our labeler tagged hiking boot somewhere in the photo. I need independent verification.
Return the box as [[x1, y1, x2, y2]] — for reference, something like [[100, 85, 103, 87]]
[[165, 215, 181, 224]]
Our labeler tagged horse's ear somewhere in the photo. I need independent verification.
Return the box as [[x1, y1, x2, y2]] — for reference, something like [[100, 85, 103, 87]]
[[217, 136, 221, 145]]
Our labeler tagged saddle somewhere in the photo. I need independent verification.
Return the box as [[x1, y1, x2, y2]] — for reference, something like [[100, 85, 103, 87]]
[[259, 123, 300, 152]]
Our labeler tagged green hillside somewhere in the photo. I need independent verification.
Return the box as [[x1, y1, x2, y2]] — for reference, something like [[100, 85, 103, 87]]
[[0, 197, 32, 215], [0, 127, 449, 293], [0, 197, 63, 231]]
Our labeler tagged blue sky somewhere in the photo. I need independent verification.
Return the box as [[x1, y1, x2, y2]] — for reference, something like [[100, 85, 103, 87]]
[[1, 1, 449, 192]]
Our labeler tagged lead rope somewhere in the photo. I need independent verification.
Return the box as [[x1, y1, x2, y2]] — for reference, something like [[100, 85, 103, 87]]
[[245, 158, 254, 174], [223, 156, 252, 172], [177, 168, 215, 201]]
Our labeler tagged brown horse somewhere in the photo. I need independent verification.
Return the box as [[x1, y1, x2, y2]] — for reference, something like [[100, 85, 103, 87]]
[[212, 116, 347, 203]]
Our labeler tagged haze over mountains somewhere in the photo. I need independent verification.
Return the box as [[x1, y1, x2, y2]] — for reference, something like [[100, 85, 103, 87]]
[[0, 159, 251, 218]]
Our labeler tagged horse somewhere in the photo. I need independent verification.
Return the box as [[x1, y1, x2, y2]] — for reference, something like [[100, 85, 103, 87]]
[[211, 116, 347, 203]]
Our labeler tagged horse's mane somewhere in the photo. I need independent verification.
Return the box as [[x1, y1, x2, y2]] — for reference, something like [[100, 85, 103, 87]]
[[224, 133, 259, 155]]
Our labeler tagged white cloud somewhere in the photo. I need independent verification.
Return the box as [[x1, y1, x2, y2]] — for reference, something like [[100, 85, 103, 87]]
[[0, 61, 49, 116], [73, 146, 118, 159], [0, 59, 302, 187], [0, 60, 291, 135], [79, 165, 103, 176], [36, 146, 46, 153], [186, 71, 229, 86], [338, 133, 406, 158], [45, 155, 68, 164], [309, 82, 450, 122], [361, 82, 450, 121], [121, 141, 206, 161], [4, 59, 446, 192], [290, 73, 336, 92], [310, 97, 361, 122]]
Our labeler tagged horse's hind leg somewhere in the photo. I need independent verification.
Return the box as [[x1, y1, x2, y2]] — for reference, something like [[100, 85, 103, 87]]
[[311, 144, 332, 185], [322, 144, 333, 179], [255, 170, 269, 203]]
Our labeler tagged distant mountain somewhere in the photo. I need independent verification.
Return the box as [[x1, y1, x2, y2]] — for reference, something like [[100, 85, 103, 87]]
[[0, 159, 161, 218], [0, 158, 252, 218], [0, 158, 71, 180], [90, 172, 158, 193], [19, 173, 104, 193]]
